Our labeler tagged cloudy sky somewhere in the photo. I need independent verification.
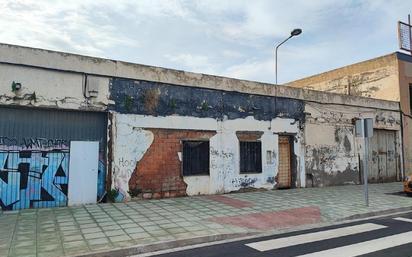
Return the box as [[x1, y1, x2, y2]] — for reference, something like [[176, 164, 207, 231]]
[[0, 0, 411, 84]]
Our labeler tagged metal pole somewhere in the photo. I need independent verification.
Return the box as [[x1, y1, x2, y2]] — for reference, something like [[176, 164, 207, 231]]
[[363, 131, 369, 207], [275, 35, 292, 85], [275, 47, 278, 85]]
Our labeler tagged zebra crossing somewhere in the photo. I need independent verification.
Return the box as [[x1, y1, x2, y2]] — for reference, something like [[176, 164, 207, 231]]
[[149, 213, 412, 257], [296, 231, 412, 257], [245, 216, 412, 257], [245, 223, 387, 252]]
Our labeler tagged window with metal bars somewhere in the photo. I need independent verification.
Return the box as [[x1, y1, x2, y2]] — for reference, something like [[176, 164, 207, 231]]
[[239, 141, 262, 173], [182, 141, 210, 176]]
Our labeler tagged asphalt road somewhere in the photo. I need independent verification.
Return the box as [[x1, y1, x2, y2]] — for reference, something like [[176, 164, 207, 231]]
[[148, 212, 412, 257]]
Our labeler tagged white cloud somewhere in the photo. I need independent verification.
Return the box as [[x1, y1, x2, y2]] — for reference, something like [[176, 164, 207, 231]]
[[222, 50, 244, 59], [223, 58, 275, 83], [0, 0, 139, 56], [164, 53, 216, 74], [0, 0, 411, 83]]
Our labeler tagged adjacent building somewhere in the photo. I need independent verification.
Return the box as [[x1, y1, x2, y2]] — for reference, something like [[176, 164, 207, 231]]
[[0, 44, 403, 210], [287, 52, 412, 175]]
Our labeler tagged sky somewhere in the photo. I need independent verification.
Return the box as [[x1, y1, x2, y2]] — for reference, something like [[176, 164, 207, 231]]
[[0, 0, 411, 84]]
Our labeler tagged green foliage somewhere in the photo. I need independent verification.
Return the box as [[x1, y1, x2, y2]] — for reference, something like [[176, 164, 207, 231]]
[[169, 98, 177, 110], [124, 95, 133, 112], [28, 91, 36, 101], [200, 100, 209, 111], [128, 187, 142, 198], [11, 81, 22, 92], [107, 188, 119, 202]]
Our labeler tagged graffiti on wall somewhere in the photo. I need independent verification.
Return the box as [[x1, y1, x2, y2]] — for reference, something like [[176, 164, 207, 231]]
[[0, 136, 69, 149], [97, 157, 106, 200], [0, 137, 106, 210], [0, 150, 69, 210]]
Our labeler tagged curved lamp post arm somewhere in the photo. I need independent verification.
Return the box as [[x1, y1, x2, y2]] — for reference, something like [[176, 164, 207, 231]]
[[274, 28, 302, 85]]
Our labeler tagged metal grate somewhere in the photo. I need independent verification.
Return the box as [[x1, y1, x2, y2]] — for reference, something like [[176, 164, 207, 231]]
[[240, 141, 262, 173], [399, 21, 412, 52], [182, 141, 210, 176]]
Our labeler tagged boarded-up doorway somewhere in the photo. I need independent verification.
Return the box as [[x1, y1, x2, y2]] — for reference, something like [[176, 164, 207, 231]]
[[368, 129, 399, 183], [277, 136, 293, 188]]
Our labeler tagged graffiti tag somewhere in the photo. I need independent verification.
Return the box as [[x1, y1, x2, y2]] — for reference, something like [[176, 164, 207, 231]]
[[0, 136, 69, 150], [0, 150, 69, 210]]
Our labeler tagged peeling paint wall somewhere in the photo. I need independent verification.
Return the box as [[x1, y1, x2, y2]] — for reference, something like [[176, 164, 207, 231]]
[[109, 77, 402, 198], [130, 129, 216, 199], [304, 102, 401, 187], [287, 53, 400, 101], [111, 114, 303, 198], [0, 44, 404, 201], [288, 52, 408, 176], [111, 114, 154, 200], [108, 78, 307, 198], [109, 78, 305, 121], [0, 63, 110, 110], [0, 43, 398, 113]]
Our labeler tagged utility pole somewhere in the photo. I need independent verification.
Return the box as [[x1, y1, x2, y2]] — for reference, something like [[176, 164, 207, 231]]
[[356, 118, 373, 206]]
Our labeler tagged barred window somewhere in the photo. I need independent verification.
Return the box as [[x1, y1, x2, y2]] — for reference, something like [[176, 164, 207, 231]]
[[182, 141, 210, 176], [240, 141, 262, 173]]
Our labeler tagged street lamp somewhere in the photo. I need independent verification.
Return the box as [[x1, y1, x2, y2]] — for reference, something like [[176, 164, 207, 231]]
[[275, 28, 302, 84]]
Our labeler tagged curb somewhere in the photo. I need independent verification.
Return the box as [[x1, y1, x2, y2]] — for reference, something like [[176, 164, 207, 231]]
[[73, 206, 412, 257], [338, 206, 412, 221], [72, 232, 257, 257]]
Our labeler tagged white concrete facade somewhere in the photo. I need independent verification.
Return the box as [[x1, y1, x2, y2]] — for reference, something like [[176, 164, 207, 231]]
[[111, 114, 303, 198], [0, 63, 110, 110], [0, 43, 404, 200]]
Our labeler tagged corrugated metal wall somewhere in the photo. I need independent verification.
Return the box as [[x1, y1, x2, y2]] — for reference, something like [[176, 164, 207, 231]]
[[0, 106, 107, 210]]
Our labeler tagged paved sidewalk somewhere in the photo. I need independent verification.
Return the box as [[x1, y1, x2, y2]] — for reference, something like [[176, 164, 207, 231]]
[[1, 182, 411, 257]]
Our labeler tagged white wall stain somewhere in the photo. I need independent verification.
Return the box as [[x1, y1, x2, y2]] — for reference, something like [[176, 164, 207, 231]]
[[111, 114, 154, 200], [304, 102, 402, 186]]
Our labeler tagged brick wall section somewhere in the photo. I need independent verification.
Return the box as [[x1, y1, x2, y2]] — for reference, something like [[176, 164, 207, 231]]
[[129, 129, 216, 199]]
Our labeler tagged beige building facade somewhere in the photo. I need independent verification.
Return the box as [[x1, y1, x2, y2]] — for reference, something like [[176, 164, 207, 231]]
[[288, 52, 412, 174]]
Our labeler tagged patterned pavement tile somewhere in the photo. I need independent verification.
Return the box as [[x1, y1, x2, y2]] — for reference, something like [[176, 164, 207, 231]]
[[0, 182, 411, 256]]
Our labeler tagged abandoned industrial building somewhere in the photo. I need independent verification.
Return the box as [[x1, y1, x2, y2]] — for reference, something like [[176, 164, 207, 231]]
[[0, 43, 404, 210], [288, 51, 412, 174]]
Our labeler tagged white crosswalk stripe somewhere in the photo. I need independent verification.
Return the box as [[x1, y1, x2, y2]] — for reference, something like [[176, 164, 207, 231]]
[[296, 231, 412, 257], [393, 217, 412, 223], [245, 223, 386, 252]]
